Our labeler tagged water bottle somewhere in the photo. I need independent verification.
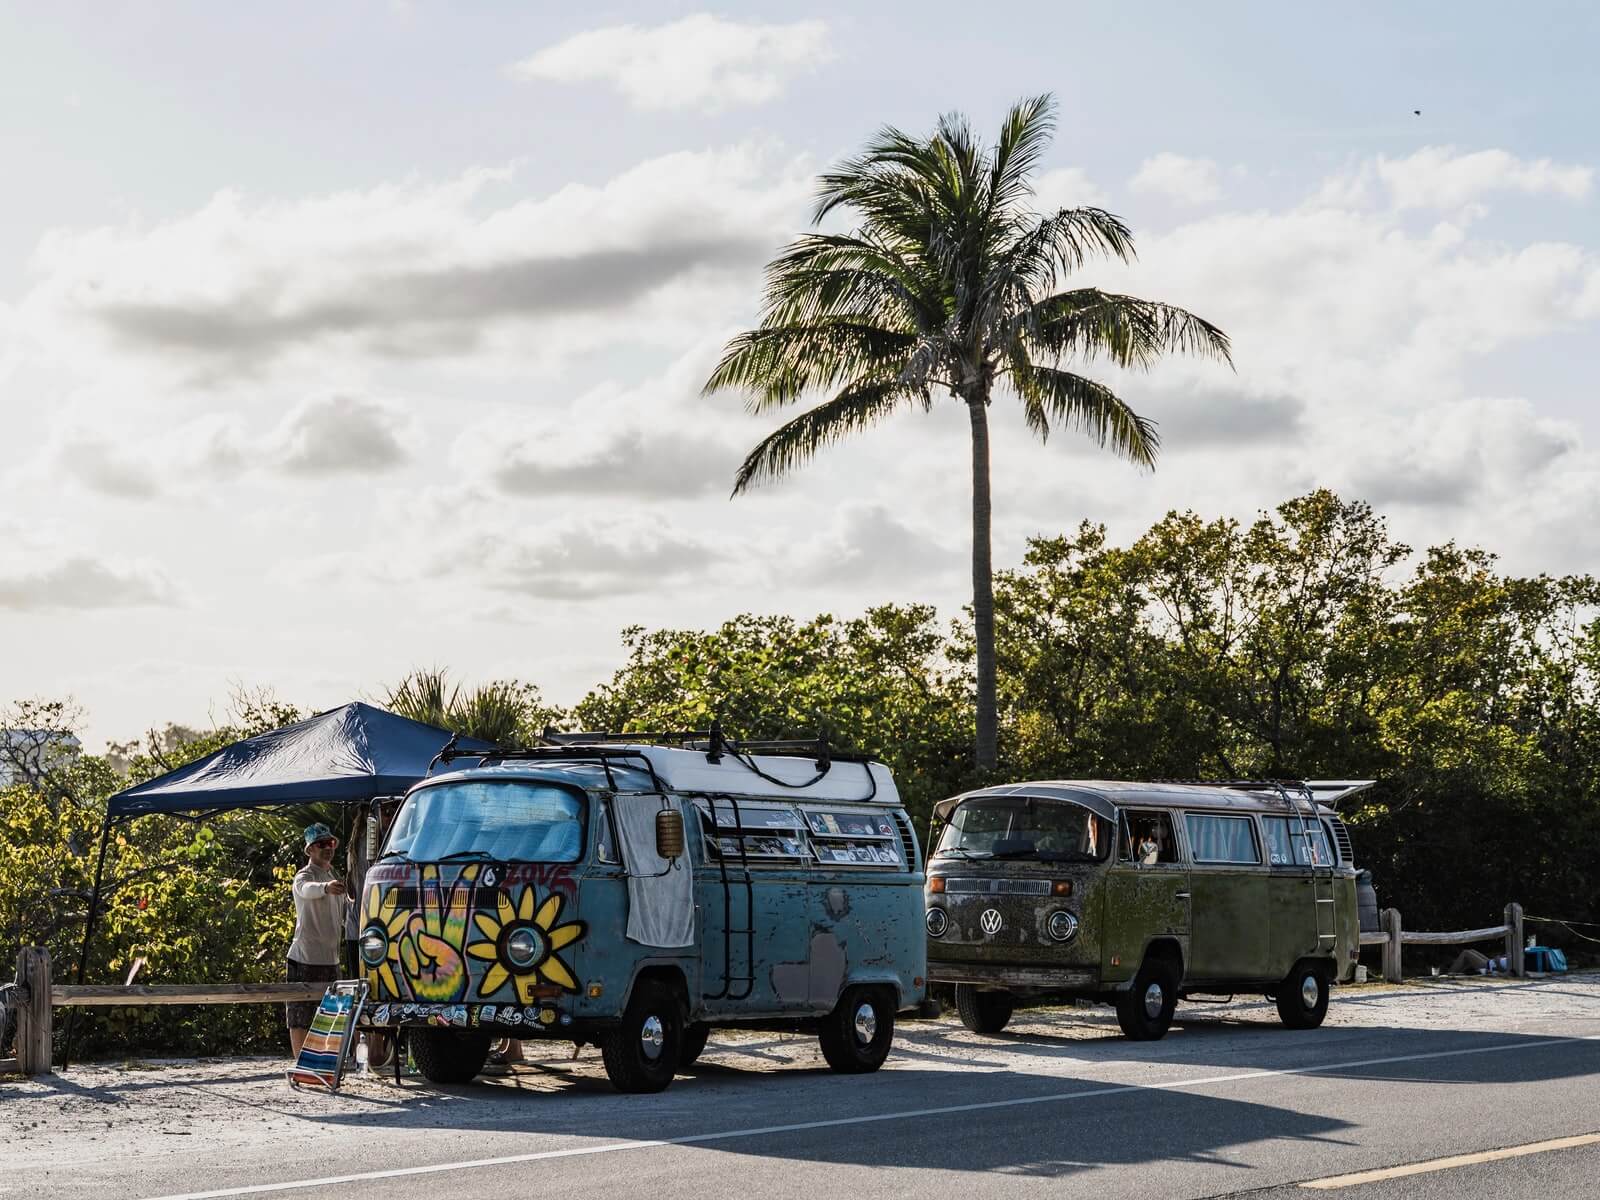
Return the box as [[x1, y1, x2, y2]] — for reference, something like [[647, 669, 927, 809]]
[[355, 1034, 370, 1075]]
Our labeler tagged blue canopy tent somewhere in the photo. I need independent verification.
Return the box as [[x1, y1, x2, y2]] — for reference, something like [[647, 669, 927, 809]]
[[67, 703, 496, 1064], [107, 702, 495, 817]]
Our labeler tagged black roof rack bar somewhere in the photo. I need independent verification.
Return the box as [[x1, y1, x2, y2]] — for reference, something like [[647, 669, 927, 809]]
[[435, 743, 668, 793], [538, 725, 868, 768]]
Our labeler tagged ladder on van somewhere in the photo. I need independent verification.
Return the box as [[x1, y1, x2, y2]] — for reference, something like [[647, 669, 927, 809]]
[[1275, 781, 1338, 953], [702, 794, 756, 1002]]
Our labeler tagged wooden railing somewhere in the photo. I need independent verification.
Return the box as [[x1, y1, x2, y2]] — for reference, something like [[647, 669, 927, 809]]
[[1357, 903, 1525, 983], [5, 948, 325, 1076]]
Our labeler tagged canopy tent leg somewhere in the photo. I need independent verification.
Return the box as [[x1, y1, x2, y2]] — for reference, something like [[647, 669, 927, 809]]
[[61, 813, 116, 1071]]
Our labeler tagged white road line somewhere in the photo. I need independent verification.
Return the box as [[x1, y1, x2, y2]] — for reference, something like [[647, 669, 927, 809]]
[[138, 1033, 1600, 1200], [1299, 1131, 1600, 1189]]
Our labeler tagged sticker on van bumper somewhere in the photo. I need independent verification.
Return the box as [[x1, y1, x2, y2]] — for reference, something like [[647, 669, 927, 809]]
[[359, 1001, 567, 1030]]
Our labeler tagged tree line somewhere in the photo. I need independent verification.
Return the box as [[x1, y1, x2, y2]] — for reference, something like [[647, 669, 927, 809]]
[[3, 489, 1596, 1056]]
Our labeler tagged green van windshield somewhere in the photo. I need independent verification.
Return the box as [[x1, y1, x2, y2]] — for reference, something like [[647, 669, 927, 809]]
[[382, 780, 586, 863], [936, 796, 1109, 863]]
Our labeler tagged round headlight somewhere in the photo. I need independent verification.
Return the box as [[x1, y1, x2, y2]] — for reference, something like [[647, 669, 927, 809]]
[[925, 907, 949, 938], [505, 926, 543, 968], [359, 929, 387, 965], [1047, 910, 1079, 942]]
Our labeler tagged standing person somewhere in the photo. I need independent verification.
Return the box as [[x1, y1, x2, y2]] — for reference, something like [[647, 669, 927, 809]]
[[285, 822, 352, 1059]]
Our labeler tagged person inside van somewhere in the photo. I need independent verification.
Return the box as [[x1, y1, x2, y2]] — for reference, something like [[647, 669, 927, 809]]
[[1135, 821, 1160, 865]]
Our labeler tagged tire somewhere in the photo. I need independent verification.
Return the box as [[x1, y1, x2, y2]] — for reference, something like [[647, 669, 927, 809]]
[[818, 986, 896, 1073], [410, 1029, 491, 1084], [954, 985, 1014, 1034], [678, 1021, 711, 1069], [601, 980, 682, 1094], [1116, 956, 1179, 1041], [1276, 961, 1331, 1029]]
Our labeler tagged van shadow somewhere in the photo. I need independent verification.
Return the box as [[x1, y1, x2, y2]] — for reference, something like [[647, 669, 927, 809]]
[[287, 1061, 1359, 1180], [907, 1012, 1600, 1090]]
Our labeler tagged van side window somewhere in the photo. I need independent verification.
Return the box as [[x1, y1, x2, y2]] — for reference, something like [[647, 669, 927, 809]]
[[693, 799, 809, 863], [1122, 811, 1180, 864], [1184, 813, 1261, 865], [595, 798, 621, 865], [1261, 817, 1333, 867]]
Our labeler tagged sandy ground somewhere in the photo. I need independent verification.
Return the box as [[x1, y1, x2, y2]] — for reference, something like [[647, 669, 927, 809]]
[[3, 972, 1595, 1177]]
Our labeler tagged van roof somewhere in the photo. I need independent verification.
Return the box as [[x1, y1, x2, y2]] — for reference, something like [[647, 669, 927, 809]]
[[933, 779, 1373, 823], [421, 742, 901, 807]]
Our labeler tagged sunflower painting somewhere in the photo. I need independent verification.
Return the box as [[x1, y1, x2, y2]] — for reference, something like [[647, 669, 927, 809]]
[[468, 885, 586, 1002], [359, 881, 410, 1000]]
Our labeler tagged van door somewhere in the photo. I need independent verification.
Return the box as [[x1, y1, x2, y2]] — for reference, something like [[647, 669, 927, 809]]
[[692, 798, 811, 1016], [1262, 815, 1335, 972], [1183, 812, 1271, 981], [1102, 809, 1190, 984]]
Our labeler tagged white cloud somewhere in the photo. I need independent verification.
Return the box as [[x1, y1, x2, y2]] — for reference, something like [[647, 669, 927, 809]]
[[16, 147, 812, 383], [1030, 166, 1107, 212], [275, 394, 411, 477], [1378, 146, 1592, 210], [1129, 153, 1223, 206], [0, 555, 178, 611], [511, 14, 832, 113]]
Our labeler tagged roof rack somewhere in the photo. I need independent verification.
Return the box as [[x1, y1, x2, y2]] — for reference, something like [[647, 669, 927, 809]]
[[539, 722, 870, 771]]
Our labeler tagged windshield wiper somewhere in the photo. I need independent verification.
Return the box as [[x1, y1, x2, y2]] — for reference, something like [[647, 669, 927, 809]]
[[990, 846, 1041, 860], [936, 847, 991, 860], [372, 850, 413, 864], [434, 850, 498, 862]]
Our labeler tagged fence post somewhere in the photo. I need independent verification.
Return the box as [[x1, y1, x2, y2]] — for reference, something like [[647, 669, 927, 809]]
[[1505, 902, 1524, 977], [1381, 908, 1403, 983], [17, 947, 53, 1076]]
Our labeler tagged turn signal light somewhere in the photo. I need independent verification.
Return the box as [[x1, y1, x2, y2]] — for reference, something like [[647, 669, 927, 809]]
[[928, 876, 946, 894], [1052, 880, 1073, 896]]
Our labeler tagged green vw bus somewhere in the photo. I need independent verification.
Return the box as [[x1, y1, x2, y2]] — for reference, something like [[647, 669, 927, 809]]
[[924, 780, 1369, 1040]]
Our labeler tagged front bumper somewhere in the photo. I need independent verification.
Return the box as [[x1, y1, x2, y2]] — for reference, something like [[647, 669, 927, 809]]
[[928, 962, 1101, 991]]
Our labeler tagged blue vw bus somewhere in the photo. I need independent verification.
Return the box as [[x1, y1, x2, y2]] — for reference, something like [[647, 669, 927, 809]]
[[355, 735, 926, 1093]]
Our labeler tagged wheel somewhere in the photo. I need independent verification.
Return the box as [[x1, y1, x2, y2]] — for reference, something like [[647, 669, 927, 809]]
[[1116, 957, 1179, 1040], [954, 985, 1014, 1034], [1276, 962, 1331, 1029], [678, 1021, 711, 1069], [365, 1030, 396, 1070], [818, 986, 896, 1073], [410, 1029, 491, 1084], [601, 980, 682, 1093]]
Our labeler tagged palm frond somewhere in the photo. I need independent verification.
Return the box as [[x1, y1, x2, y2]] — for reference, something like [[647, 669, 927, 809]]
[[731, 381, 927, 493], [704, 320, 922, 409], [988, 94, 1056, 216], [1023, 288, 1233, 369], [1013, 365, 1161, 467]]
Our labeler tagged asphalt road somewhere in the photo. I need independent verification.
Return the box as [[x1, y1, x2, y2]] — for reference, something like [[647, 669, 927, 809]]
[[9, 977, 1600, 1200]]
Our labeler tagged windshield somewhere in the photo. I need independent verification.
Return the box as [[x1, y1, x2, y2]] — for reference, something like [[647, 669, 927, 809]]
[[936, 796, 1109, 862], [382, 780, 586, 863]]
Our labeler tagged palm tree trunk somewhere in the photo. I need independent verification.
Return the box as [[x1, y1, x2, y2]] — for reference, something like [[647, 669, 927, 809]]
[[967, 396, 998, 772]]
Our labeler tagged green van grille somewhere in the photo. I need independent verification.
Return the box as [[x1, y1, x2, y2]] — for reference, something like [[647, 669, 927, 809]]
[[944, 878, 1053, 896]]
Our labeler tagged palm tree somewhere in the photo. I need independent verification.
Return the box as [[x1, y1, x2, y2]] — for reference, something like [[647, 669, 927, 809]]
[[705, 95, 1232, 771]]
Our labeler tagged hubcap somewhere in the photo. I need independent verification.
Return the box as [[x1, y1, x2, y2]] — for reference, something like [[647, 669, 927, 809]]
[[640, 1015, 664, 1061], [1301, 975, 1321, 1009], [853, 1002, 877, 1044], [1143, 982, 1165, 1019]]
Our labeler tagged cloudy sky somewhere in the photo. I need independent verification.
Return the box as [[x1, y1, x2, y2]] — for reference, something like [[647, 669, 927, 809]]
[[5, 3, 1600, 749]]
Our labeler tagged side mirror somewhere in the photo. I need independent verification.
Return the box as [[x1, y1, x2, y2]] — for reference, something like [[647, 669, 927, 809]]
[[655, 808, 685, 861]]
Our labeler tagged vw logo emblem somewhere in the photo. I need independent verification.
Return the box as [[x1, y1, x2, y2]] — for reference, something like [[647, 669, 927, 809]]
[[980, 908, 1003, 935]]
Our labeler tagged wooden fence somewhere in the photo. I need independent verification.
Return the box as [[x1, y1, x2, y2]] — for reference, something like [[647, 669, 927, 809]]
[[4, 948, 325, 1076], [1358, 903, 1525, 983]]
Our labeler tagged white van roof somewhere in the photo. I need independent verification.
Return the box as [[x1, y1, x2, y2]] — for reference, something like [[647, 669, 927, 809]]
[[619, 743, 900, 806], [431, 742, 901, 807]]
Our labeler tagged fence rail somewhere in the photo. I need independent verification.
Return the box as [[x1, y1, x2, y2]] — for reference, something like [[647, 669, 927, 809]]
[[1360, 903, 1524, 983]]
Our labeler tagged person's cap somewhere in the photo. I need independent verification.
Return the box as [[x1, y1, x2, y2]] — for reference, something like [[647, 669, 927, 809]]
[[303, 822, 337, 848]]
